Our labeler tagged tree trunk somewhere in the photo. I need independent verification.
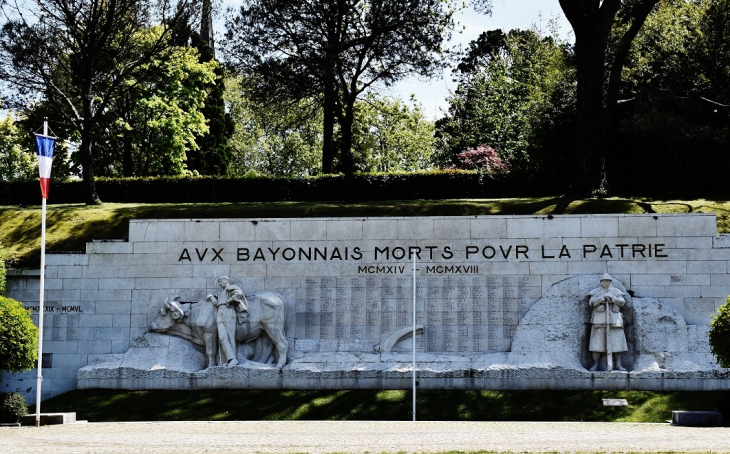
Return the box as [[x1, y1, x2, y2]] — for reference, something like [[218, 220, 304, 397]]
[[122, 130, 133, 177], [339, 97, 356, 202], [573, 34, 609, 197], [322, 81, 336, 174], [80, 97, 101, 205]]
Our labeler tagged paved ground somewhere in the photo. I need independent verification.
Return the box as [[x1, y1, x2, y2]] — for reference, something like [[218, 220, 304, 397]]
[[1, 420, 728, 453]]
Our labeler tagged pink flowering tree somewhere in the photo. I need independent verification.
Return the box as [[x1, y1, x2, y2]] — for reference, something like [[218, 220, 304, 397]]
[[454, 145, 510, 174]]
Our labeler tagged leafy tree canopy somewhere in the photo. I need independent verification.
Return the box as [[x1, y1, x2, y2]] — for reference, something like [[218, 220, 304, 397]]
[[0, 296, 38, 373]]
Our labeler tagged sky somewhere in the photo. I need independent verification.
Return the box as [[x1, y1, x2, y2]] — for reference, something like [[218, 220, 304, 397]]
[[383, 0, 573, 119]]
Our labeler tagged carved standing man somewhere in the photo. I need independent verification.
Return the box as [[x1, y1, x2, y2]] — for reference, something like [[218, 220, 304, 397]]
[[587, 273, 628, 371], [205, 276, 248, 367]]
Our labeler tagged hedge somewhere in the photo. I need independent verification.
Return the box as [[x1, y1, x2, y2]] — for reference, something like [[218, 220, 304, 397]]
[[0, 170, 564, 205]]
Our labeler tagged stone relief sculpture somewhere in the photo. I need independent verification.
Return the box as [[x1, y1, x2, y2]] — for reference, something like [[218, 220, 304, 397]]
[[206, 276, 248, 367], [149, 277, 289, 369], [587, 273, 628, 371]]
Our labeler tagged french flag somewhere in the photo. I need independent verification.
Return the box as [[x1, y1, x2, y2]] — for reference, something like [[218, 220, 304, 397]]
[[35, 134, 56, 199]]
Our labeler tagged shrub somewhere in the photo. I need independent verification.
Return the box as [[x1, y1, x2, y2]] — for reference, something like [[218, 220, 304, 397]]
[[0, 296, 38, 373], [709, 296, 730, 368], [0, 392, 27, 423]]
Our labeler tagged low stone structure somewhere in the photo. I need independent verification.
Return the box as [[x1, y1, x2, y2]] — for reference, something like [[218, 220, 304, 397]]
[[5, 214, 730, 402]]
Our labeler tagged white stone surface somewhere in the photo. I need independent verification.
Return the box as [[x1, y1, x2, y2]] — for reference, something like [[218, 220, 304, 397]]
[[7, 214, 730, 402]]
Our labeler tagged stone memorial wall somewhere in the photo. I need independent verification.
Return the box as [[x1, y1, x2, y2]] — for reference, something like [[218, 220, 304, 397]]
[[5, 214, 730, 403]]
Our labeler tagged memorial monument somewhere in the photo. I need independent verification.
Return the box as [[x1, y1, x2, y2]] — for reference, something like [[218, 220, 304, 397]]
[[4, 213, 730, 402]]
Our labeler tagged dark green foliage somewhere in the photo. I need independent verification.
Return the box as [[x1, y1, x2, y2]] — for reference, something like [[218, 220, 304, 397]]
[[0, 296, 38, 373], [0, 392, 27, 423], [0, 242, 6, 296], [185, 34, 234, 176], [709, 296, 730, 368], [0, 171, 561, 205]]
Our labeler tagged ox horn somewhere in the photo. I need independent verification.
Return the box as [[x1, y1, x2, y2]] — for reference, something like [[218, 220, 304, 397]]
[[160, 301, 171, 316]]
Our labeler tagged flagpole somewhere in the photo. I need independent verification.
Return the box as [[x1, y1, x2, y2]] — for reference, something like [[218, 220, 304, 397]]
[[412, 253, 416, 422], [35, 119, 49, 427]]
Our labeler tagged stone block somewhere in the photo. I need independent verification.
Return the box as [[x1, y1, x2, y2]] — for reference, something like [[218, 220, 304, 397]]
[[86, 241, 133, 254], [46, 254, 88, 266], [291, 220, 328, 240], [397, 219, 434, 239], [113, 313, 135, 329], [184, 220, 220, 241], [672, 411, 723, 427], [581, 216, 619, 237], [543, 216, 581, 238], [701, 286, 730, 298], [630, 274, 671, 286], [253, 220, 291, 241], [96, 301, 132, 315], [97, 278, 135, 290], [567, 261, 607, 275], [687, 260, 726, 274], [78, 314, 113, 328], [506, 217, 543, 239], [326, 220, 363, 240], [21, 413, 76, 426], [138, 220, 186, 242], [119, 265, 192, 279], [134, 277, 172, 290], [714, 234, 730, 248], [695, 248, 730, 260], [683, 299, 716, 326], [657, 214, 717, 237], [133, 242, 170, 254], [470, 218, 507, 238], [62, 278, 98, 290], [92, 327, 129, 342], [434, 219, 470, 239], [56, 266, 84, 279], [645, 260, 687, 275], [669, 274, 710, 286], [43, 279, 63, 290], [528, 261, 568, 275], [607, 260, 647, 274], [44, 340, 80, 354], [83, 265, 121, 279], [618, 216, 657, 237]]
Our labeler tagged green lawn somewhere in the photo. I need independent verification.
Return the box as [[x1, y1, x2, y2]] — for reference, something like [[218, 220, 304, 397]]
[[36, 388, 727, 423], [7, 198, 730, 425], [3, 197, 730, 269]]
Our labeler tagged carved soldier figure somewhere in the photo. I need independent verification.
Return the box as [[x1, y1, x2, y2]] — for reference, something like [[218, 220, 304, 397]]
[[587, 273, 628, 371], [205, 276, 248, 366]]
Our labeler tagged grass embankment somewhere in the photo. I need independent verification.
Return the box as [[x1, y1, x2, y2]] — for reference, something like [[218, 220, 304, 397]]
[[38, 389, 725, 423], [2, 197, 730, 269]]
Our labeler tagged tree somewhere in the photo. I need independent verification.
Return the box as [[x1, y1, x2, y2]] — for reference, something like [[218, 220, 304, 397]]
[[558, 0, 660, 196], [91, 30, 217, 177], [224, 77, 323, 177], [606, 0, 730, 194], [0, 296, 38, 373], [709, 295, 730, 368], [185, 34, 235, 176], [0, 114, 35, 182], [223, 0, 456, 196], [351, 94, 436, 173], [435, 27, 574, 174], [0, 0, 193, 204]]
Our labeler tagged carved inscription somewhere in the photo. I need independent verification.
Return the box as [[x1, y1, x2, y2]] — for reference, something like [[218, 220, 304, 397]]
[[295, 275, 528, 353]]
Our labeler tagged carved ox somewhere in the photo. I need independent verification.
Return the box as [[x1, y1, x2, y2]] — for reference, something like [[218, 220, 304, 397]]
[[149, 292, 288, 369]]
